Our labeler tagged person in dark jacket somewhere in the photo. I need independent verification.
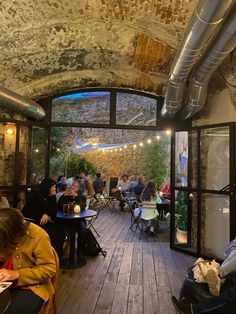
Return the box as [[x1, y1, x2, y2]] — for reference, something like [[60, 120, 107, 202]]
[[133, 176, 145, 201], [22, 178, 64, 260]]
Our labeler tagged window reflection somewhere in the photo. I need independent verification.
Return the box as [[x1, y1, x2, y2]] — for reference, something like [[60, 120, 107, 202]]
[[51, 91, 110, 124], [116, 93, 157, 126]]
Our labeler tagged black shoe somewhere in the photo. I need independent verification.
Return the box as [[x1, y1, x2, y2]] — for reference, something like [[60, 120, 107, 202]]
[[171, 296, 192, 314]]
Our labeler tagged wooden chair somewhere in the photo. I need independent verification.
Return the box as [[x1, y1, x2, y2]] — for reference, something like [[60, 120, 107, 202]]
[[39, 247, 60, 314]]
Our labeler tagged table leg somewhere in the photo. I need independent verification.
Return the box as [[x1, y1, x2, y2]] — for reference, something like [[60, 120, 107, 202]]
[[61, 221, 87, 269]]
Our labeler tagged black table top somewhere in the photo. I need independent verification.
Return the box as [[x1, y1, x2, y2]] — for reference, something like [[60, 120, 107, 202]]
[[56, 209, 97, 220], [0, 289, 11, 313]]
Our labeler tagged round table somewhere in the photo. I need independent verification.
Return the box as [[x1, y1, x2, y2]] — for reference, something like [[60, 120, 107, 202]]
[[56, 209, 97, 269], [0, 289, 11, 313]]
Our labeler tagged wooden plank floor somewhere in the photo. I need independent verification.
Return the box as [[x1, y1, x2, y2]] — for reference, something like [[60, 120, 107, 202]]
[[57, 209, 195, 314]]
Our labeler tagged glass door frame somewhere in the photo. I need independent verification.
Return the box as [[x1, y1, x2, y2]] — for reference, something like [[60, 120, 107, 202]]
[[170, 122, 236, 259]]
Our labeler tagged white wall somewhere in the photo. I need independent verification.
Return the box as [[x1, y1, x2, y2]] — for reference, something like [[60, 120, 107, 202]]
[[193, 88, 236, 126]]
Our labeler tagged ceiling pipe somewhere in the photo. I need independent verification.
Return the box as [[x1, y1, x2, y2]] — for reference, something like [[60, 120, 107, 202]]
[[0, 85, 46, 120], [161, 0, 235, 119], [179, 5, 236, 119]]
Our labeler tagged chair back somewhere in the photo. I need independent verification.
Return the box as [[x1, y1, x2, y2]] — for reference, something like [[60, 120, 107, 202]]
[[39, 247, 60, 314]]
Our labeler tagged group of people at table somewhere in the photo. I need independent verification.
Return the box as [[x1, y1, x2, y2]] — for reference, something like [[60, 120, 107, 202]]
[[1, 173, 236, 313]]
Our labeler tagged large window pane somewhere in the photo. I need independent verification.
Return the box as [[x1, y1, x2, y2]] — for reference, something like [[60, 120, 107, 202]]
[[201, 193, 229, 259], [201, 127, 229, 190], [174, 191, 197, 254], [49, 127, 170, 189], [51, 91, 110, 124], [116, 93, 157, 126], [19, 126, 29, 185], [0, 122, 16, 186], [29, 127, 46, 184], [175, 132, 188, 187]]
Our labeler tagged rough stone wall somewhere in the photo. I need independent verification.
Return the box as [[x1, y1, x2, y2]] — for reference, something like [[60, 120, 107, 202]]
[[0, 0, 197, 99]]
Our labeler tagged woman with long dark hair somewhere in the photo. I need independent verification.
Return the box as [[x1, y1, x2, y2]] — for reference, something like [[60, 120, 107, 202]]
[[0, 207, 56, 313], [23, 178, 64, 260]]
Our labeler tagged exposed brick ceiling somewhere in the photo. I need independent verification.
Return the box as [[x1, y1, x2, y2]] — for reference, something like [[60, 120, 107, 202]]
[[0, 0, 199, 100]]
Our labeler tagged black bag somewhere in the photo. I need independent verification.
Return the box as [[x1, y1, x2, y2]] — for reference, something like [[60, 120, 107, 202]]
[[179, 270, 215, 303], [82, 229, 107, 257]]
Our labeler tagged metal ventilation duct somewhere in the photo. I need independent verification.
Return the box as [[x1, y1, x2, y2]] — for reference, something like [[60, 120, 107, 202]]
[[180, 6, 236, 119], [161, 0, 234, 119], [0, 86, 46, 120]]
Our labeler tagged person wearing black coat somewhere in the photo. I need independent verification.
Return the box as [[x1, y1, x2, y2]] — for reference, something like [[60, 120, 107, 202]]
[[22, 178, 64, 260]]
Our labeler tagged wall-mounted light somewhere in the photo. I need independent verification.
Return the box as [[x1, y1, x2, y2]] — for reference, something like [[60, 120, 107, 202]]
[[6, 128, 14, 135]]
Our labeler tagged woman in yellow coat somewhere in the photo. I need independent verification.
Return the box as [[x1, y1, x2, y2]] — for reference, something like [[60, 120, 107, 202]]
[[0, 207, 56, 313]]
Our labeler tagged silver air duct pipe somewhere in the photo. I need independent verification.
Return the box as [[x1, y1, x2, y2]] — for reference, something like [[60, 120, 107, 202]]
[[0, 86, 46, 120], [180, 6, 236, 119], [161, 0, 234, 119]]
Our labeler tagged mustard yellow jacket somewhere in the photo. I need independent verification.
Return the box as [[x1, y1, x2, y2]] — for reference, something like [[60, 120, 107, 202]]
[[12, 222, 56, 301]]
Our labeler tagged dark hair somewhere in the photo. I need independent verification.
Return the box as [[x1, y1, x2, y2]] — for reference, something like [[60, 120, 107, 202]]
[[61, 183, 67, 192], [39, 178, 56, 198], [0, 208, 27, 258], [142, 181, 157, 201], [56, 175, 63, 183], [96, 173, 101, 178]]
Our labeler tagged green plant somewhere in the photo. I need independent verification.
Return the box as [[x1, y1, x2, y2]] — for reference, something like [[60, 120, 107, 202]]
[[141, 138, 170, 187], [176, 191, 188, 231]]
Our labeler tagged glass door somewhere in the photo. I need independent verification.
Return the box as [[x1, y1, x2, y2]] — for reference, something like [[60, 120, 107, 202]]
[[170, 123, 235, 260]]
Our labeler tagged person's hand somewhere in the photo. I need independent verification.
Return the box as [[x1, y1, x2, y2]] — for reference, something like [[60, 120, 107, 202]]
[[40, 214, 49, 225], [0, 269, 19, 282]]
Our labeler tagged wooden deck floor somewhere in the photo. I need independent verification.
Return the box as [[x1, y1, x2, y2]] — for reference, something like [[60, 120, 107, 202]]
[[57, 209, 195, 314]]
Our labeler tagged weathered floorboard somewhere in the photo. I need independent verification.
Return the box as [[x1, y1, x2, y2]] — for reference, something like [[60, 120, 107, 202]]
[[57, 209, 195, 314]]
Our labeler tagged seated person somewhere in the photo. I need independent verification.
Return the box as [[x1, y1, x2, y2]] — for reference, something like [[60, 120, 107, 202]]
[[22, 178, 64, 260], [160, 177, 170, 198], [172, 237, 236, 314], [93, 173, 105, 195], [56, 182, 67, 202], [126, 176, 137, 194], [117, 173, 130, 193], [134, 181, 162, 235], [134, 176, 145, 201], [0, 207, 56, 314]]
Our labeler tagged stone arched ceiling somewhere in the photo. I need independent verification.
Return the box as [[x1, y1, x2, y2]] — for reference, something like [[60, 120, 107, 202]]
[[0, 0, 198, 100]]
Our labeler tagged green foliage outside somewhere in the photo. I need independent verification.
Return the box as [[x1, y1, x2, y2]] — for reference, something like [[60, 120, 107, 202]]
[[141, 138, 170, 188], [176, 191, 188, 231], [50, 152, 97, 179]]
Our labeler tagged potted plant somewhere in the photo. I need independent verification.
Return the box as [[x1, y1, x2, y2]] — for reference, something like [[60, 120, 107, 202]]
[[176, 191, 188, 244]]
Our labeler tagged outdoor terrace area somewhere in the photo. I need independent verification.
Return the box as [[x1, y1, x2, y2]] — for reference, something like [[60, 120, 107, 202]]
[[57, 208, 195, 314]]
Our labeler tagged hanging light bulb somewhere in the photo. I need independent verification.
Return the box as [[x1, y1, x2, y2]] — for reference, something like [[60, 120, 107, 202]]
[[6, 128, 14, 135]]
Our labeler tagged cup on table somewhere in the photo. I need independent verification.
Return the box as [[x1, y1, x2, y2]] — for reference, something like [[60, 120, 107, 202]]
[[68, 202, 74, 212], [62, 204, 69, 216]]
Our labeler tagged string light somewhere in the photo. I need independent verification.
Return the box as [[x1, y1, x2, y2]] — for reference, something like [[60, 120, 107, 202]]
[[124, 146, 127, 149], [156, 135, 160, 140], [35, 149, 39, 153], [133, 144, 137, 149], [166, 129, 171, 135], [56, 148, 60, 152], [147, 139, 152, 144], [139, 142, 143, 147]]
